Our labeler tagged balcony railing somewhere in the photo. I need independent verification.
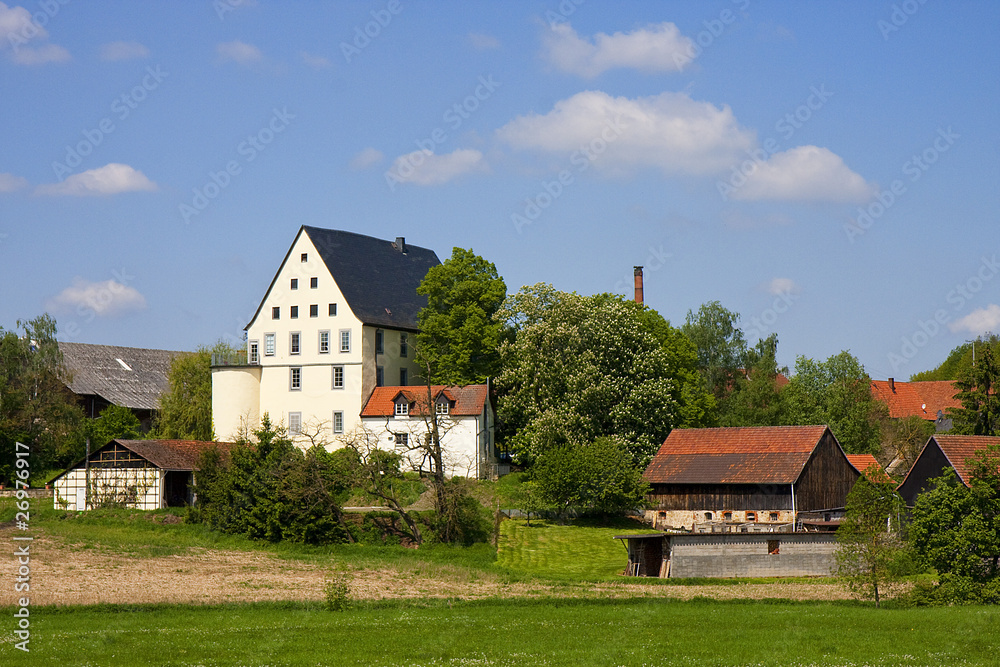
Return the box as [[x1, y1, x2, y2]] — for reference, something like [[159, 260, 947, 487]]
[[211, 350, 256, 367]]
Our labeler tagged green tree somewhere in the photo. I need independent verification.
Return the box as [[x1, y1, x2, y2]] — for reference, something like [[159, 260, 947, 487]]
[[909, 446, 1000, 600], [532, 437, 649, 517], [681, 301, 747, 401], [911, 335, 1000, 381], [88, 404, 141, 449], [947, 340, 1000, 436], [154, 340, 239, 440], [0, 315, 85, 480], [836, 469, 908, 607], [496, 284, 712, 465], [719, 334, 794, 426], [416, 247, 507, 385]]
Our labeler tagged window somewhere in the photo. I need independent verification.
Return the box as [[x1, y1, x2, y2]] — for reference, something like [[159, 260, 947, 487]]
[[376, 366, 384, 387], [375, 329, 384, 354], [290, 367, 301, 390], [289, 412, 301, 435], [249, 341, 259, 364], [395, 402, 408, 416], [290, 278, 298, 290], [767, 540, 780, 556], [310, 277, 318, 288], [399, 333, 408, 357], [436, 401, 449, 415], [329, 303, 337, 316], [332, 365, 344, 389], [290, 306, 299, 319], [264, 333, 275, 356], [704, 512, 713, 521], [332, 411, 343, 434], [319, 330, 330, 354], [309, 304, 318, 318], [723, 511, 732, 521], [340, 329, 351, 353], [300, 253, 308, 262], [393, 433, 408, 446], [746, 511, 757, 522], [272, 306, 280, 320], [399, 368, 408, 386], [769, 512, 779, 522], [290, 332, 300, 355]]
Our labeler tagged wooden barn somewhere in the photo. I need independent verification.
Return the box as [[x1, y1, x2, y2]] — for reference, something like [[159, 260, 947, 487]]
[[52, 439, 229, 511], [643, 426, 860, 531], [897, 434, 1000, 506]]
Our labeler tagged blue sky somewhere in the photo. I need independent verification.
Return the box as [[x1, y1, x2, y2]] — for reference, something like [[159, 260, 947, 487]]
[[1, 0, 997, 381]]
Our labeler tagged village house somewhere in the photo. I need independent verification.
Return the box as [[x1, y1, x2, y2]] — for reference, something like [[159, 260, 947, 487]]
[[897, 434, 1000, 506], [870, 378, 960, 432], [211, 227, 441, 445], [642, 425, 860, 532], [59, 341, 180, 430], [359, 384, 499, 479], [52, 439, 228, 511]]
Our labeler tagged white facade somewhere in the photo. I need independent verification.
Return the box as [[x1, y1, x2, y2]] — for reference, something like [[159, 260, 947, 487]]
[[212, 229, 426, 446], [53, 466, 162, 511]]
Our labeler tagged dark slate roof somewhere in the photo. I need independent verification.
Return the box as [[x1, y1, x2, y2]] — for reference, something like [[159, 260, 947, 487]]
[[643, 426, 831, 485], [305, 227, 440, 330], [59, 342, 181, 411]]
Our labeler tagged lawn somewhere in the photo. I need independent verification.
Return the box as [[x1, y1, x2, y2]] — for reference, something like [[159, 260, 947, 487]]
[[2, 598, 996, 666]]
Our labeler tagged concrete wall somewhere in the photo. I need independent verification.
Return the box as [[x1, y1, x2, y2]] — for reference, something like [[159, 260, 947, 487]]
[[668, 533, 837, 578]]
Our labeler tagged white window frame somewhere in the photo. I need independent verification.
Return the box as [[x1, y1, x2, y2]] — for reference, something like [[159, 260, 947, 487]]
[[290, 332, 301, 355], [436, 401, 449, 415], [290, 366, 301, 391], [393, 432, 409, 447], [395, 401, 408, 416], [289, 412, 302, 435], [339, 329, 351, 353], [319, 330, 330, 354], [332, 365, 344, 389], [332, 411, 344, 434], [264, 333, 275, 356], [249, 340, 259, 365]]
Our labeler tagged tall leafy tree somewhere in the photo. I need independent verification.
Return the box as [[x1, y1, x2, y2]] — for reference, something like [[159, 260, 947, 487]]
[[719, 334, 794, 426], [88, 404, 141, 448], [416, 247, 507, 385], [681, 301, 747, 401], [947, 340, 1000, 436], [0, 315, 85, 480], [154, 340, 239, 441], [496, 284, 712, 465]]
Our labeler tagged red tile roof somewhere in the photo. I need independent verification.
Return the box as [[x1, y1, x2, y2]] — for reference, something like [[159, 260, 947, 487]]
[[924, 435, 1000, 485], [846, 454, 893, 482], [870, 380, 960, 420], [361, 384, 488, 417], [643, 425, 831, 485]]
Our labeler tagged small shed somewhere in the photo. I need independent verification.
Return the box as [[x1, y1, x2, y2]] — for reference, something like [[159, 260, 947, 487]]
[[897, 434, 1000, 506], [52, 439, 229, 511]]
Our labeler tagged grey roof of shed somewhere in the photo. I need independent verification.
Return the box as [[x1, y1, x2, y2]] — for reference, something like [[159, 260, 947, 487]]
[[247, 227, 441, 332], [59, 342, 180, 411]]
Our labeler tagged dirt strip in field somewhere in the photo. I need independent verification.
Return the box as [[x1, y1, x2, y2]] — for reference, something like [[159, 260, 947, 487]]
[[1, 526, 851, 606]]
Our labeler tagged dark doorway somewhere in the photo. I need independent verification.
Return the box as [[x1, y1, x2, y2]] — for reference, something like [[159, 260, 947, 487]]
[[164, 471, 192, 507]]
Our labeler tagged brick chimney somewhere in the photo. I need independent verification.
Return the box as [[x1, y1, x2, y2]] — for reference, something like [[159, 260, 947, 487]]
[[633, 266, 644, 304]]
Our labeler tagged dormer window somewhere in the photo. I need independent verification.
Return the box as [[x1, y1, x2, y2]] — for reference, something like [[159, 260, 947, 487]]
[[395, 401, 409, 416], [436, 401, 449, 415]]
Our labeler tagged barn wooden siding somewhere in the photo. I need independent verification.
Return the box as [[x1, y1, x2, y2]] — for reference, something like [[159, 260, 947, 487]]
[[793, 430, 860, 510], [646, 483, 792, 511]]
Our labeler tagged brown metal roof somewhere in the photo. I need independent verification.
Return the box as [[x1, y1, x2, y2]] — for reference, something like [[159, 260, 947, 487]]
[[643, 426, 831, 485]]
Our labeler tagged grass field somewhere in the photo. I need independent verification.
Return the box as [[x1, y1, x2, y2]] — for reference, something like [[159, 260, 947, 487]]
[[2, 598, 996, 666]]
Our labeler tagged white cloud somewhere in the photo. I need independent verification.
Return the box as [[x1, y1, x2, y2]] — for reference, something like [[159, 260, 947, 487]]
[[0, 172, 28, 192], [949, 305, 1000, 336], [497, 90, 756, 176], [0, 3, 71, 65], [299, 50, 332, 69], [542, 22, 694, 77], [350, 147, 384, 170], [216, 40, 262, 65], [387, 149, 487, 186], [46, 278, 147, 317], [35, 163, 157, 196], [766, 277, 799, 295], [100, 40, 149, 61], [467, 32, 501, 50], [11, 42, 70, 64], [731, 146, 876, 203], [0, 2, 41, 41]]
